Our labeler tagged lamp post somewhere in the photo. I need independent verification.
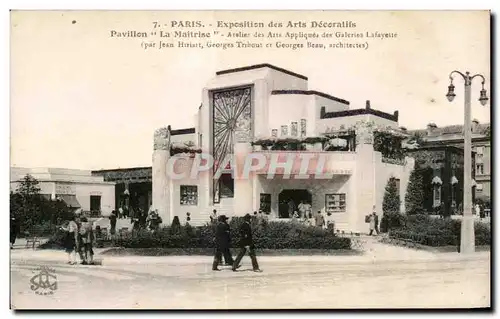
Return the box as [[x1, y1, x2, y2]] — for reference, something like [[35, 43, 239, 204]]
[[446, 71, 488, 254]]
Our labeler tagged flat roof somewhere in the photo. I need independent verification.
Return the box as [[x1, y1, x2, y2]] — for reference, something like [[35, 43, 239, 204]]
[[171, 128, 195, 135], [321, 108, 399, 122], [216, 63, 308, 81], [271, 90, 350, 105]]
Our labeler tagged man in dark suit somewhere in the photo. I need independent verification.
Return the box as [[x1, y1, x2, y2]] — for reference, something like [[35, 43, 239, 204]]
[[212, 215, 235, 271], [232, 214, 262, 272]]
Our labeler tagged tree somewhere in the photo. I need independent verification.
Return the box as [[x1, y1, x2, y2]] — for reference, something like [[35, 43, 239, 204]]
[[10, 174, 71, 236], [405, 168, 425, 215], [16, 174, 41, 199], [380, 177, 403, 232], [383, 177, 400, 215], [12, 174, 43, 233]]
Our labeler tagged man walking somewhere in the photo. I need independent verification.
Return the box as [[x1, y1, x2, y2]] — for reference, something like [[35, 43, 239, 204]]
[[109, 210, 117, 236], [232, 214, 262, 272], [212, 215, 236, 271], [368, 210, 379, 236]]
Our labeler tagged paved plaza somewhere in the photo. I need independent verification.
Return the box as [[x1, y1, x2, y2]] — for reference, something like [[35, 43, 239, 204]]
[[10, 239, 490, 309]]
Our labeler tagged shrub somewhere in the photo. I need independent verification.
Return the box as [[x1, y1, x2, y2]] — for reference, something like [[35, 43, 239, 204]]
[[383, 177, 400, 215], [405, 169, 425, 215], [380, 212, 407, 233], [112, 218, 351, 250], [389, 214, 491, 247], [381, 177, 402, 233]]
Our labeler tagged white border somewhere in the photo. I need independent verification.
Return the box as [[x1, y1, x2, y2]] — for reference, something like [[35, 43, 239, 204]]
[[1, 1, 498, 318]]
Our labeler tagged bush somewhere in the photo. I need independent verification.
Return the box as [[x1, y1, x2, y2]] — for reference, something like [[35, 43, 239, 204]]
[[383, 177, 401, 215], [380, 177, 402, 233], [380, 213, 407, 233], [405, 169, 425, 215], [112, 218, 351, 250], [389, 214, 491, 247]]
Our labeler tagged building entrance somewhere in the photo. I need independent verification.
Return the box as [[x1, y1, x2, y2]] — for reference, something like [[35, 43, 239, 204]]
[[278, 189, 312, 218]]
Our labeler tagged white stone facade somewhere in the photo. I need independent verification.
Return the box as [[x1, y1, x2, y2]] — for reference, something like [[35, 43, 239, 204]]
[[152, 64, 414, 232], [10, 167, 116, 216]]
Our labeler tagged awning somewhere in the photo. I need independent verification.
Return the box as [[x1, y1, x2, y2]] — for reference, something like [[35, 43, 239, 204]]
[[58, 195, 81, 208]]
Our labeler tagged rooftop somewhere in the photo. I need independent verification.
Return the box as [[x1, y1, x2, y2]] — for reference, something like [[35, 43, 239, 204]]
[[216, 63, 308, 80]]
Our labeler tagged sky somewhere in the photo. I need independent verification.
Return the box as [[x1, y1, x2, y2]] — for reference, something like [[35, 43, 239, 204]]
[[10, 10, 491, 170]]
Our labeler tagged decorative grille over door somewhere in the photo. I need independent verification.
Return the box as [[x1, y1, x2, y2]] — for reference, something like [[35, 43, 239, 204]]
[[212, 87, 252, 203]]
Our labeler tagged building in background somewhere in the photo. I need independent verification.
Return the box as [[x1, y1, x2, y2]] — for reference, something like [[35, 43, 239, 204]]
[[10, 167, 116, 216], [150, 63, 415, 232], [407, 120, 491, 202]]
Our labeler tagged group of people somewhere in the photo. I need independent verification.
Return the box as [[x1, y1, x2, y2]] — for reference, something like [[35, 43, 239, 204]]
[[61, 214, 96, 265], [108, 206, 163, 235], [211, 211, 263, 273]]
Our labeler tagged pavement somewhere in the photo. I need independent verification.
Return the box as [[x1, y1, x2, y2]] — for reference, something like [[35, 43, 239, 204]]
[[10, 237, 491, 309]]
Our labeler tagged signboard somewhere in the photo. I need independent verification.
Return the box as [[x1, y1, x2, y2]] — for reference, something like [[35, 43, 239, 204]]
[[55, 183, 76, 195]]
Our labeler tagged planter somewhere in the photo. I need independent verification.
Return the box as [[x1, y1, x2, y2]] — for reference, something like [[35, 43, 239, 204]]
[[314, 142, 324, 151]]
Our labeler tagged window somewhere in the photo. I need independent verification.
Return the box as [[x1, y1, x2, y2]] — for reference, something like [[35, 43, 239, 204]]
[[90, 195, 101, 213], [219, 174, 234, 198], [199, 134, 203, 148], [476, 163, 484, 175], [325, 193, 346, 213], [433, 185, 441, 207], [180, 185, 198, 206], [394, 178, 401, 196]]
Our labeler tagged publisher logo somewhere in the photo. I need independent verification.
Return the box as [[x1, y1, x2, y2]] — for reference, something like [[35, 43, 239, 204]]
[[30, 266, 57, 295]]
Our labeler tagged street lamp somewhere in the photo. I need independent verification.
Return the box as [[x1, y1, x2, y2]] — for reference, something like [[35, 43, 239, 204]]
[[446, 71, 489, 254]]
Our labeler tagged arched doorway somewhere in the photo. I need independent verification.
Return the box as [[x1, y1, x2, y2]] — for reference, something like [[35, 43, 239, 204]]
[[278, 189, 312, 218]]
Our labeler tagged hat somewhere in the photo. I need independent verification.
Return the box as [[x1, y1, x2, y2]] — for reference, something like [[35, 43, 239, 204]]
[[243, 213, 252, 221], [218, 215, 229, 221]]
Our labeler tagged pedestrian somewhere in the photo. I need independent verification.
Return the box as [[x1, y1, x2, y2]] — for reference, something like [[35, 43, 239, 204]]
[[368, 211, 379, 236], [212, 215, 236, 271], [304, 201, 312, 220], [10, 216, 19, 249], [314, 210, 325, 229], [298, 200, 307, 219], [118, 206, 124, 219], [109, 210, 117, 236], [475, 203, 481, 218], [60, 214, 80, 265], [210, 209, 218, 223], [372, 206, 380, 233], [479, 204, 486, 219], [287, 199, 295, 218], [78, 216, 95, 265], [232, 214, 262, 272]]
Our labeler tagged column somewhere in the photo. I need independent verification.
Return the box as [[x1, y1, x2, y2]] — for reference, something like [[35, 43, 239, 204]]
[[234, 142, 254, 216], [152, 127, 171, 225], [353, 127, 376, 233]]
